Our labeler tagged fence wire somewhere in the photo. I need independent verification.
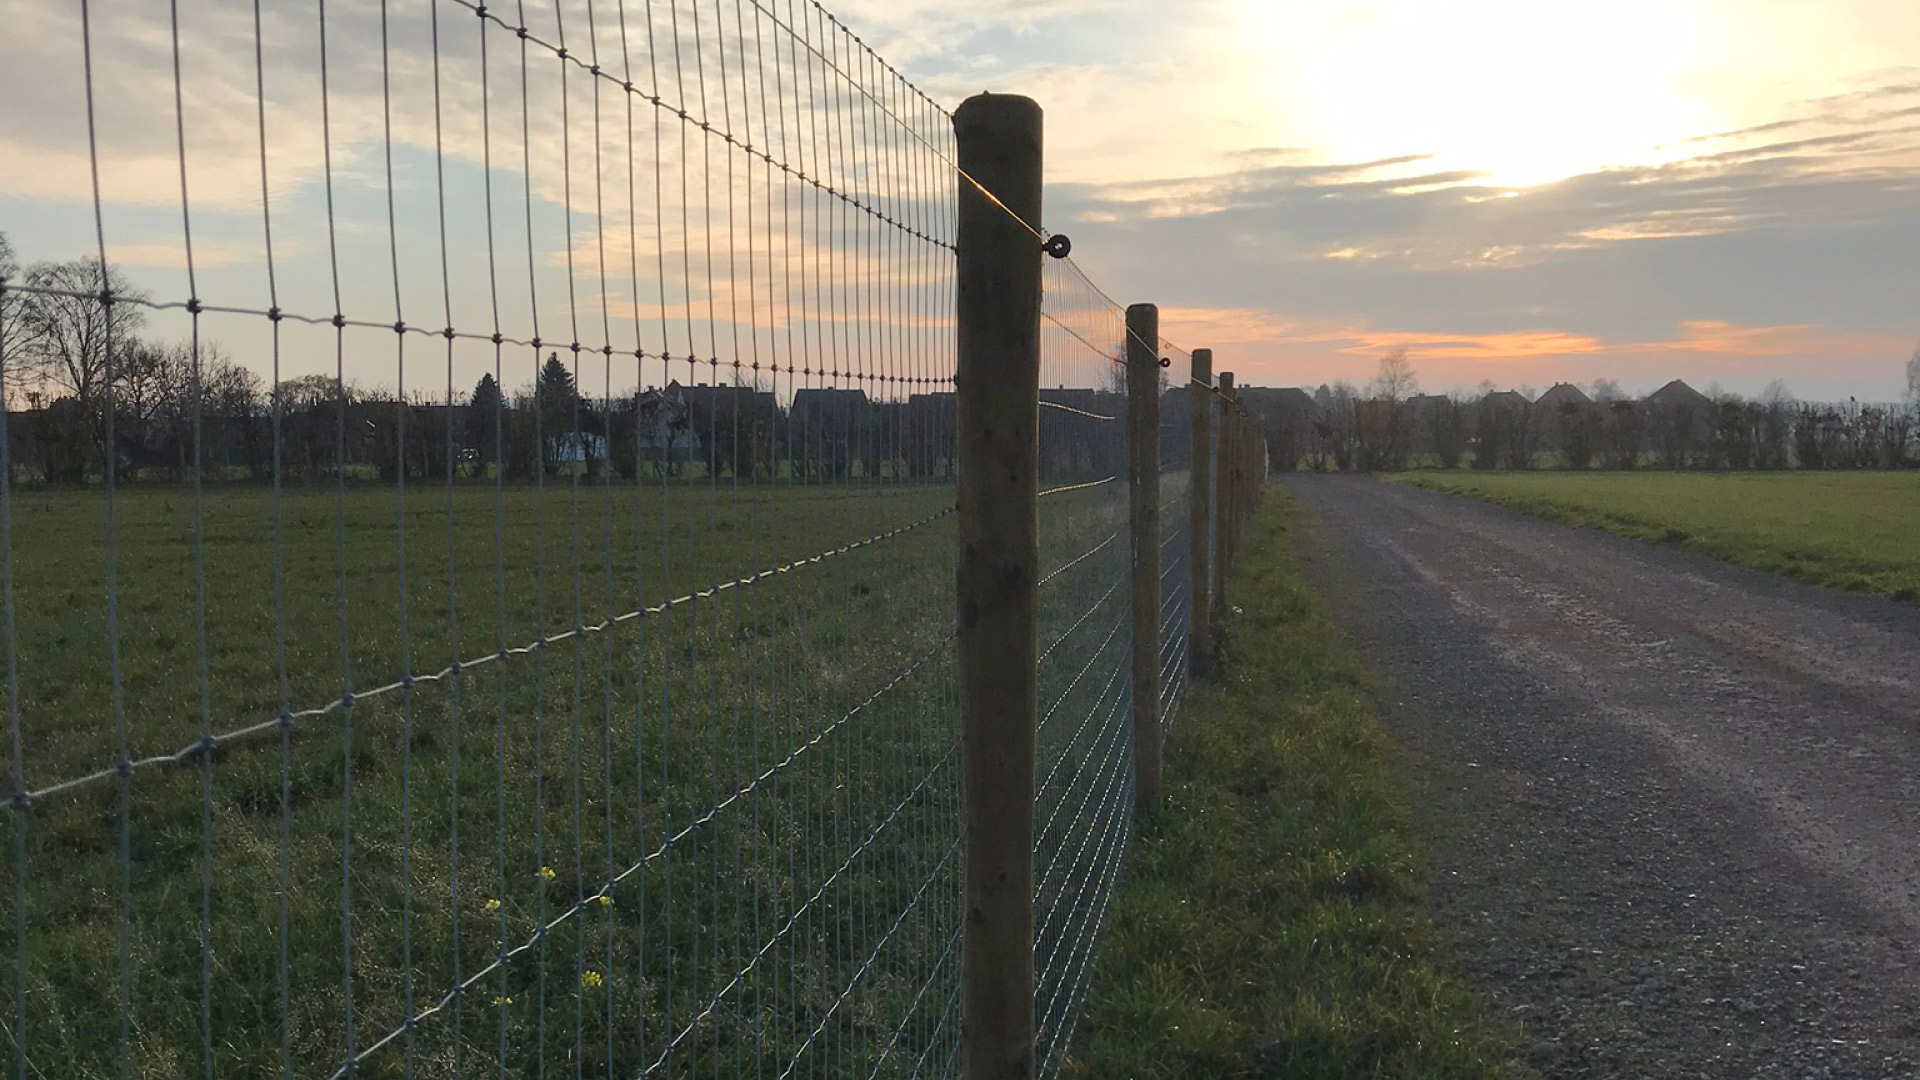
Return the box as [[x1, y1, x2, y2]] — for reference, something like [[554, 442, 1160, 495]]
[[1033, 255, 1133, 1080], [1156, 340, 1194, 739], [0, 1, 1199, 1077]]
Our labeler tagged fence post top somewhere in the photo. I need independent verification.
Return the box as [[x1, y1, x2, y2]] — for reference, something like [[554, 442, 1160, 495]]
[[1191, 349, 1213, 382], [953, 92, 1041, 129], [1124, 305, 1159, 369]]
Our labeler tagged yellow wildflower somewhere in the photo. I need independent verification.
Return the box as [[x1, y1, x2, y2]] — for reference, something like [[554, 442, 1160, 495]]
[[484, 898, 502, 912], [539, 866, 556, 882], [580, 970, 604, 990]]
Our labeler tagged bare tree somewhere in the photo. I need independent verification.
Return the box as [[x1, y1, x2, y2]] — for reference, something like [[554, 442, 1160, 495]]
[[153, 341, 261, 479], [114, 338, 186, 475], [1366, 348, 1418, 470], [1906, 342, 1920, 406], [19, 257, 147, 416], [0, 233, 34, 406], [1373, 347, 1418, 402]]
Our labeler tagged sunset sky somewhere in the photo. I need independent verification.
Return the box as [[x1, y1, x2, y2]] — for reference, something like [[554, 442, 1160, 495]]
[[4, 0, 1918, 399]]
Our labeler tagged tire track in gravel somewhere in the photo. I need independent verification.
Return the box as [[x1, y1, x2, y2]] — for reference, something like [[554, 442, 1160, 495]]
[[1283, 474, 1920, 1079]]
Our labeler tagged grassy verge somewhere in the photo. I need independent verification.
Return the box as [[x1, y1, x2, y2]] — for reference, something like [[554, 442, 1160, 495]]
[[1066, 491, 1507, 1079], [1391, 471, 1920, 602]]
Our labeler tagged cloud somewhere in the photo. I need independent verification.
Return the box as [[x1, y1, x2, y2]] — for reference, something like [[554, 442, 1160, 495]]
[[1648, 320, 1911, 359], [1157, 305, 1910, 398], [0, 0, 956, 230], [7, 0, 1920, 402], [0, 0, 964, 395], [104, 240, 264, 271], [1034, 67, 1920, 398], [1060, 111, 1920, 272]]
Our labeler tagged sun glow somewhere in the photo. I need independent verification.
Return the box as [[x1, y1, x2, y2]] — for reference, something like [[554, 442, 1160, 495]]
[[1233, 0, 1722, 187]]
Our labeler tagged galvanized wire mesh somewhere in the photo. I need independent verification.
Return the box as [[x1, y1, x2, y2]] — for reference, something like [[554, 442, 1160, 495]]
[[1156, 340, 1194, 738], [1032, 256, 1135, 1079], [0, 1, 1201, 1076], [1, 0, 968, 1075]]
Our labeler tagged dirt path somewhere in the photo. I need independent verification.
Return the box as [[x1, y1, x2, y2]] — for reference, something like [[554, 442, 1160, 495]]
[[1282, 474, 1920, 1079]]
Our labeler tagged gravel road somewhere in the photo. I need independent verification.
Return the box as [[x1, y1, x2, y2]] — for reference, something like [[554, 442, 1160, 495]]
[[1282, 474, 1920, 1079]]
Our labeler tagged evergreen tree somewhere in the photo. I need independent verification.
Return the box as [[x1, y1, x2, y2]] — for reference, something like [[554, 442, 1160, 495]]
[[535, 352, 580, 475], [537, 353, 577, 417], [469, 371, 502, 470]]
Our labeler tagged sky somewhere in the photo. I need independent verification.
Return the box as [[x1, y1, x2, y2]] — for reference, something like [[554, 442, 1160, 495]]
[[3, 0, 1918, 400]]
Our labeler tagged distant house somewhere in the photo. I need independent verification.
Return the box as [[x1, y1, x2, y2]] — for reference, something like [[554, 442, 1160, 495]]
[[1641, 379, 1714, 466], [635, 383, 701, 456], [680, 381, 777, 475], [906, 391, 956, 414], [1233, 386, 1318, 431], [1534, 382, 1592, 414], [1160, 384, 1318, 469], [790, 387, 873, 477], [1533, 383, 1594, 451], [789, 387, 871, 430], [1480, 389, 1530, 413], [1241, 386, 1317, 420], [1405, 393, 1452, 429], [1278, 387, 1317, 412], [680, 382, 776, 423], [1642, 379, 1713, 411]]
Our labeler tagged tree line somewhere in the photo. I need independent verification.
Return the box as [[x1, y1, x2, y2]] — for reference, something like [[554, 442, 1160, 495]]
[[0, 243, 973, 486], [1254, 350, 1919, 473]]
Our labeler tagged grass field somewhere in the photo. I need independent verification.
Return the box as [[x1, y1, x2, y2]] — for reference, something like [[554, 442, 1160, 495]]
[[0, 470, 1152, 1079], [1066, 493, 1507, 1079], [1392, 471, 1920, 602]]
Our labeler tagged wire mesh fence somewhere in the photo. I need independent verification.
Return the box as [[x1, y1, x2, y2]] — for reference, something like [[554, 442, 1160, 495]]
[[0, 1, 1256, 1077], [1155, 340, 1194, 740], [1032, 255, 1130, 1078]]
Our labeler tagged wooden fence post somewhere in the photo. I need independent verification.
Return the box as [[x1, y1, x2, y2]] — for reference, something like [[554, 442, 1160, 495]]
[[1231, 387, 1247, 563], [1215, 371, 1235, 611], [953, 91, 1042, 1080], [1126, 303, 1161, 807], [1236, 382, 1251, 553], [1187, 348, 1213, 678]]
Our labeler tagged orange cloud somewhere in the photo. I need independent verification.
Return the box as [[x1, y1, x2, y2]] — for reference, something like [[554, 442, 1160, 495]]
[[1341, 328, 1608, 360], [1159, 306, 1608, 361], [1647, 320, 1910, 358], [1155, 306, 1908, 394]]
